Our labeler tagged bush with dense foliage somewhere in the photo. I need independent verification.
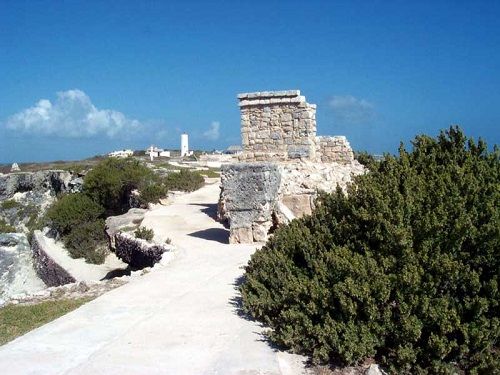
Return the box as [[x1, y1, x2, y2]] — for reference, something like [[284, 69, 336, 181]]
[[138, 183, 167, 206], [45, 193, 107, 263], [83, 157, 157, 214], [62, 220, 107, 264], [134, 226, 154, 241], [240, 127, 499, 374], [163, 169, 204, 192], [46, 193, 104, 236]]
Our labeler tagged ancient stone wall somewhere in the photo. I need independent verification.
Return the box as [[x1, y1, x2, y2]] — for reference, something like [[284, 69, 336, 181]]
[[238, 90, 317, 162], [316, 136, 355, 164], [219, 89, 365, 244]]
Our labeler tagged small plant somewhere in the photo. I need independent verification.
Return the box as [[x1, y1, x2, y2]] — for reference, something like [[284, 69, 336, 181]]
[[0, 218, 16, 233], [134, 226, 154, 241], [165, 238, 172, 244], [0, 199, 20, 210]]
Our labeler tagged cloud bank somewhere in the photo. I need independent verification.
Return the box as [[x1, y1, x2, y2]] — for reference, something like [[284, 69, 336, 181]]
[[203, 121, 220, 140], [328, 95, 375, 124], [5, 89, 141, 138]]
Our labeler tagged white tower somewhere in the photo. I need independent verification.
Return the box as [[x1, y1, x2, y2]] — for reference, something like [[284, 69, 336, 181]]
[[181, 133, 189, 157]]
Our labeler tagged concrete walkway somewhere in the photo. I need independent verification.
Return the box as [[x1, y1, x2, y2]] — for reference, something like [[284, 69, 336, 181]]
[[0, 183, 309, 374]]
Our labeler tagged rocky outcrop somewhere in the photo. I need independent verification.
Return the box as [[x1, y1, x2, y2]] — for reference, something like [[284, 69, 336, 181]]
[[113, 232, 172, 268], [31, 232, 76, 287], [0, 233, 45, 305], [0, 170, 75, 200], [0, 170, 83, 233]]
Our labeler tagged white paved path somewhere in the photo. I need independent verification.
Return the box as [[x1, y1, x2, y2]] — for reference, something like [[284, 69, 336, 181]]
[[0, 183, 309, 375]]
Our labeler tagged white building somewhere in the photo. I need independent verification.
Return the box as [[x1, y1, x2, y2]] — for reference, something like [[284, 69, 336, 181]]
[[146, 146, 171, 161], [108, 149, 134, 158], [181, 133, 189, 157]]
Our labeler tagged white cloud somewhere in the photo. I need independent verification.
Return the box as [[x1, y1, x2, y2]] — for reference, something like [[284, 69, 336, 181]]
[[5, 89, 141, 138], [203, 121, 220, 141], [328, 95, 375, 124]]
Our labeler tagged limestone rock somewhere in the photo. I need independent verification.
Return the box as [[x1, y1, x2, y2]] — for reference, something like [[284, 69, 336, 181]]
[[365, 364, 384, 375], [220, 163, 281, 243], [0, 170, 73, 200]]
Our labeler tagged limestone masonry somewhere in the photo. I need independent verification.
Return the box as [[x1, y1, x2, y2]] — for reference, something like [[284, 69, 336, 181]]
[[219, 90, 365, 243], [238, 90, 353, 163]]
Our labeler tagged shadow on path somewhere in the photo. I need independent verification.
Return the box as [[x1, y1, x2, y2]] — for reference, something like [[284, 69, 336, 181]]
[[190, 203, 218, 220], [101, 266, 132, 280], [187, 228, 229, 244], [229, 275, 285, 353]]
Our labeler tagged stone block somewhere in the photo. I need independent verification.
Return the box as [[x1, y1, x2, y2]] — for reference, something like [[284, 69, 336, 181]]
[[281, 194, 313, 217], [229, 227, 253, 244]]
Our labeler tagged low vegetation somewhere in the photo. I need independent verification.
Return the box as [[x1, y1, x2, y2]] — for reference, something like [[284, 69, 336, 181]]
[[62, 220, 107, 264], [0, 218, 16, 233], [83, 157, 158, 215], [0, 199, 20, 210], [42, 157, 205, 263], [163, 169, 204, 192], [200, 168, 220, 178], [0, 298, 91, 346], [46, 194, 104, 236], [240, 127, 499, 374], [134, 226, 154, 241]]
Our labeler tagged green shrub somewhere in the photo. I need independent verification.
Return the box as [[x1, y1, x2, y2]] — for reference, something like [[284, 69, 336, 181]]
[[45, 193, 106, 263], [83, 157, 155, 214], [46, 193, 104, 236], [163, 169, 204, 192], [0, 199, 20, 210], [138, 183, 167, 206], [62, 220, 107, 264], [354, 151, 378, 170], [134, 226, 154, 241], [0, 218, 16, 233], [240, 127, 499, 374]]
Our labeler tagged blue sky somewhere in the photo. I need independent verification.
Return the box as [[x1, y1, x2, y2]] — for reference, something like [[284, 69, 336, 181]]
[[1, 0, 499, 163]]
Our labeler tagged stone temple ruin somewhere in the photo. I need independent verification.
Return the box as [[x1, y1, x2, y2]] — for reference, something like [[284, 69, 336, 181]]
[[218, 90, 365, 243]]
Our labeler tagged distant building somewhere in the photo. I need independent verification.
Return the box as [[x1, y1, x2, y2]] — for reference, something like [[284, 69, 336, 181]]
[[181, 133, 189, 157], [108, 149, 133, 158], [225, 145, 243, 155], [10, 163, 20, 172], [147, 146, 170, 161]]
